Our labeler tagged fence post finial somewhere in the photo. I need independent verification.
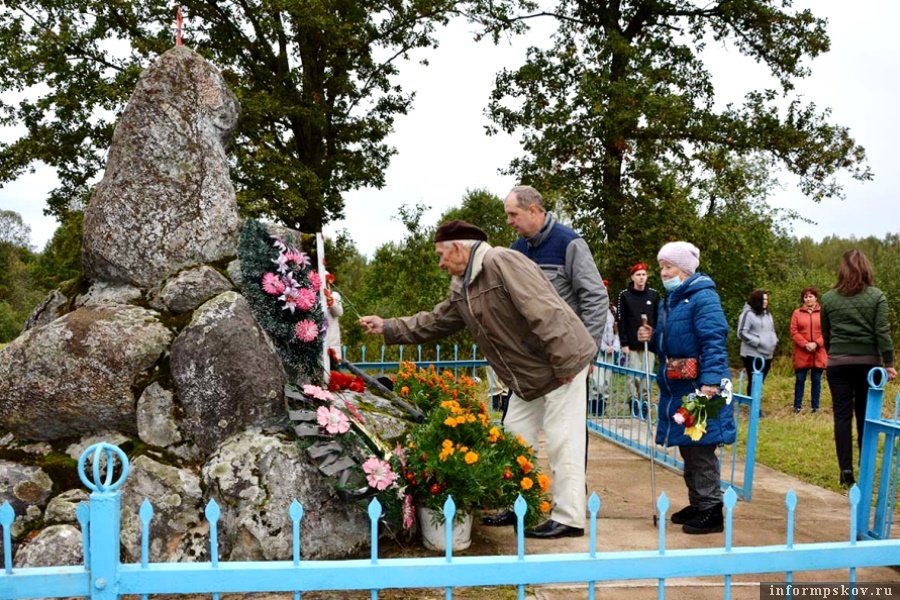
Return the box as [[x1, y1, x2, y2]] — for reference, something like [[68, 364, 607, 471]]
[[78, 443, 129, 600]]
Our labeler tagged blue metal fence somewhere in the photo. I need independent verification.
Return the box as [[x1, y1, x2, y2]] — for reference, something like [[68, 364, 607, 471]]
[[347, 344, 761, 500], [2, 442, 899, 600], [2, 355, 899, 599], [586, 351, 762, 501], [857, 368, 900, 541]]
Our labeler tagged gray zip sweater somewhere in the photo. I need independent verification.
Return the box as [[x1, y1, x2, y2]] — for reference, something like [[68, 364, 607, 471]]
[[737, 303, 778, 359]]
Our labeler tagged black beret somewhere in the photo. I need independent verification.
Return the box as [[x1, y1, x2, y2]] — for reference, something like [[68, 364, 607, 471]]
[[434, 220, 488, 243]]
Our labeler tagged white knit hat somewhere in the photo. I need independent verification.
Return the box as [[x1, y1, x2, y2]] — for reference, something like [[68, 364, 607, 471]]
[[657, 241, 700, 275]]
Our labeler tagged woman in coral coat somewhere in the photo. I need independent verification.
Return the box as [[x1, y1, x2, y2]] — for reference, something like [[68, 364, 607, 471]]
[[790, 287, 827, 413]]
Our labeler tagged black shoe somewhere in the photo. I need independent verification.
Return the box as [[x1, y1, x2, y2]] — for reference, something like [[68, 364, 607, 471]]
[[524, 519, 584, 539], [793, 407, 802, 414], [481, 509, 515, 526], [812, 408, 819, 413], [682, 503, 724, 535], [840, 470, 855, 487], [670, 504, 700, 525]]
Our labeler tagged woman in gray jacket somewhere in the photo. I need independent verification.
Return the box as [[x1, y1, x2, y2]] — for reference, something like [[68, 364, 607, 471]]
[[738, 290, 778, 410]]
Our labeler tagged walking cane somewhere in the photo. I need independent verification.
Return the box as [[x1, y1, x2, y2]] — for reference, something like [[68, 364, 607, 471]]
[[642, 314, 659, 527]]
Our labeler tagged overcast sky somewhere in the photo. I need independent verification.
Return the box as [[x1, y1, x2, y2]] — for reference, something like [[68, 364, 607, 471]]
[[2, 1, 897, 257]]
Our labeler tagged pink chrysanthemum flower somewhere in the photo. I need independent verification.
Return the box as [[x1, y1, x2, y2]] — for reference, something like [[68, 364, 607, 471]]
[[295, 319, 319, 342], [261, 272, 286, 296], [317, 405, 350, 434], [284, 250, 311, 268], [294, 287, 317, 311], [362, 457, 397, 491], [303, 384, 334, 402], [307, 271, 322, 293]]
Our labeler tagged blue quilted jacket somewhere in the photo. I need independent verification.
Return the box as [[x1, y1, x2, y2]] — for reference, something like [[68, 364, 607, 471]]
[[649, 273, 736, 447]]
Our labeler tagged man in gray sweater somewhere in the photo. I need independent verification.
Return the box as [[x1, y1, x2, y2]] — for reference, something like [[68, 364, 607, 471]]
[[505, 185, 608, 348]]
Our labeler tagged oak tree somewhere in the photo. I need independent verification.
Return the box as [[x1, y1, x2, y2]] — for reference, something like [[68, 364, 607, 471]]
[[481, 0, 869, 281], [0, 0, 458, 231]]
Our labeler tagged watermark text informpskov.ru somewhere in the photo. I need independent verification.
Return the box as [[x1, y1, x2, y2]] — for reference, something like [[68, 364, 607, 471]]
[[761, 583, 900, 598]]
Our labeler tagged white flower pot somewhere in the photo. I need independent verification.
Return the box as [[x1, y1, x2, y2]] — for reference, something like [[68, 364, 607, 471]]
[[418, 506, 473, 551]]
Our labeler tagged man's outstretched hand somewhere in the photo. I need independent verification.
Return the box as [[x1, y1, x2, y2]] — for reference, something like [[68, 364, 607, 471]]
[[359, 316, 384, 335]]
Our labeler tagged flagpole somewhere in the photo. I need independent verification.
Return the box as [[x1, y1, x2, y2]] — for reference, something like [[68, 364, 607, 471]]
[[176, 7, 183, 46]]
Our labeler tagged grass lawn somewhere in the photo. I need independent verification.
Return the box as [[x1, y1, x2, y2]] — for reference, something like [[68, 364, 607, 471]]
[[738, 357, 900, 494]]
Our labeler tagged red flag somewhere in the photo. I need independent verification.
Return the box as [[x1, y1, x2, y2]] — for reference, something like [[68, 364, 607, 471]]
[[176, 7, 183, 46]]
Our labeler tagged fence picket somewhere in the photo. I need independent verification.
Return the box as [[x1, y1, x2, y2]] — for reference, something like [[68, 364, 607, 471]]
[[1, 353, 899, 599], [1, 501, 13, 574]]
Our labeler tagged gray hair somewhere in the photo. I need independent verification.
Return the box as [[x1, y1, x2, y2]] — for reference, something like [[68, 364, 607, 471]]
[[509, 185, 546, 211], [438, 239, 479, 249]]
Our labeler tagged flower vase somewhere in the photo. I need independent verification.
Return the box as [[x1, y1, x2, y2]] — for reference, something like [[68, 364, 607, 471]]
[[418, 506, 473, 551]]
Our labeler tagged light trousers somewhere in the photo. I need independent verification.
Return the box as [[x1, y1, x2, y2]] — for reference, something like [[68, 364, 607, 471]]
[[626, 349, 656, 400], [503, 366, 589, 528]]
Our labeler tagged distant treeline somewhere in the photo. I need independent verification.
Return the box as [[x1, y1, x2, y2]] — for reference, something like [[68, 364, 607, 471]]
[[4, 201, 900, 372]]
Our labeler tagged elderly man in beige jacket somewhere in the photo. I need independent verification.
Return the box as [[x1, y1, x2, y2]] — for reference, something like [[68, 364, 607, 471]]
[[360, 220, 596, 539]]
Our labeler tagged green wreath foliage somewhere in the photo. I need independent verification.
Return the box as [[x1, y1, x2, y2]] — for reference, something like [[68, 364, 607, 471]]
[[238, 218, 325, 382]]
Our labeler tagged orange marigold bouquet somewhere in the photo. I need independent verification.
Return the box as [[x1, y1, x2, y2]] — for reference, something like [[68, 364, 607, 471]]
[[390, 362, 551, 529]]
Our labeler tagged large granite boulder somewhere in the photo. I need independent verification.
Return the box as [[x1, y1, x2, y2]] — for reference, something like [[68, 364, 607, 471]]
[[157, 265, 234, 315], [137, 383, 183, 448], [0, 305, 172, 440], [44, 489, 90, 525], [22, 289, 68, 332], [202, 430, 370, 561], [120, 455, 206, 563], [0, 461, 51, 548], [171, 292, 288, 455], [82, 45, 242, 290], [13, 524, 83, 568], [0, 461, 53, 515], [73, 282, 142, 308]]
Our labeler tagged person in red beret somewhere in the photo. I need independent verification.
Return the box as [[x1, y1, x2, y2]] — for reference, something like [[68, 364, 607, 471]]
[[617, 262, 660, 410], [360, 220, 596, 539]]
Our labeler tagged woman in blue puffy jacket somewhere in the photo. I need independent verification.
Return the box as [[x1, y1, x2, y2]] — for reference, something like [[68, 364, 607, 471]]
[[637, 241, 735, 535]]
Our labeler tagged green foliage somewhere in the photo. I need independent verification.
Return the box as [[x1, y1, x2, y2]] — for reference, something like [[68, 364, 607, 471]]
[[479, 0, 870, 283], [0, 0, 460, 230], [737, 357, 900, 494], [0, 210, 32, 247], [237, 219, 325, 382], [353, 203, 458, 355], [441, 188, 516, 249], [351, 189, 519, 357], [761, 235, 900, 362], [30, 211, 83, 289], [0, 302, 21, 342], [0, 212, 45, 342]]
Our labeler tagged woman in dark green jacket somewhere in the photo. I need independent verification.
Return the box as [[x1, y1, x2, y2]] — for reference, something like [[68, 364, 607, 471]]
[[821, 250, 898, 487]]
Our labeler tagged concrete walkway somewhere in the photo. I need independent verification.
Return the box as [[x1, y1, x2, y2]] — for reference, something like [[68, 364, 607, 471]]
[[464, 433, 900, 599]]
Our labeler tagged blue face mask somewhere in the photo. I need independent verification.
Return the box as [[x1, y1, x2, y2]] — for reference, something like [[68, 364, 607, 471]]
[[663, 277, 683, 293]]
